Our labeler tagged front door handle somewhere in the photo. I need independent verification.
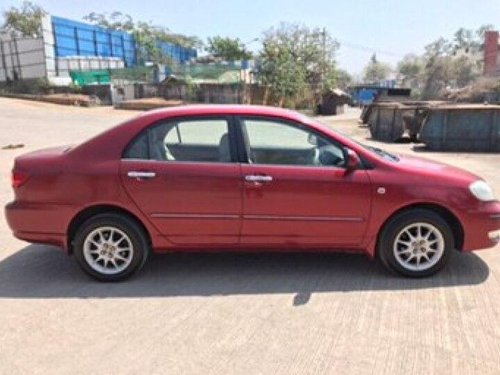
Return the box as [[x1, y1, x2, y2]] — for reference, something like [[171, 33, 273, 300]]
[[245, 175, 273, 183], [127, 171, 156, 180]]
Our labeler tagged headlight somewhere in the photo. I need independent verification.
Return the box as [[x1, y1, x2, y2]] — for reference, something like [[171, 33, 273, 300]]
[[469, 180, 495, 202]]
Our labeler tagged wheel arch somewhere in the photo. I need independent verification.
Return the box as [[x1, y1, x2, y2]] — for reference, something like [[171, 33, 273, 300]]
[[67, 204, 152, 254], [376, 203, 464, 253]]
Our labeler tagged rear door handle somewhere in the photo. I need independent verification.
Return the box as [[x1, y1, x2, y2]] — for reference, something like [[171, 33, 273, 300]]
[[245, 175, 273, 183], [127, 171, 156, 180]]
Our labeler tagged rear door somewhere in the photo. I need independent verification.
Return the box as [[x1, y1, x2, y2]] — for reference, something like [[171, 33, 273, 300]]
[[237, 116, 372, 247], [120, 116, 242, 245]]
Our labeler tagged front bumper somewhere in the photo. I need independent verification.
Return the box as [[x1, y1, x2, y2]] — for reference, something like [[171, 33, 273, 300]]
[[462, 201, 500, 251]]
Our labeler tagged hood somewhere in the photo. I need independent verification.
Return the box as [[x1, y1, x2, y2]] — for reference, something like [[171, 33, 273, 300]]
[[395, 153, 481, 185]]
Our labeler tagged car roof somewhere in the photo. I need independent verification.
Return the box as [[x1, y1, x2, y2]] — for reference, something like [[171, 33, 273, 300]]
[[133, 104, 309, 123]]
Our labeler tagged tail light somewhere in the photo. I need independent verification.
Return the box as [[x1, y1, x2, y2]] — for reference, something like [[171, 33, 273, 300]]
[[12, 170, 29, 188]]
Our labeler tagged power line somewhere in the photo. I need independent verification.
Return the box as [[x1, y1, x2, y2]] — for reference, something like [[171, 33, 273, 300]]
[[244, 35, 407, 59], [337, 39, 405, 58]]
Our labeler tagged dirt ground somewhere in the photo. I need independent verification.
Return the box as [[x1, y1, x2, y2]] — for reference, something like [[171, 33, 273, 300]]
[[1, 98, 500, 374]]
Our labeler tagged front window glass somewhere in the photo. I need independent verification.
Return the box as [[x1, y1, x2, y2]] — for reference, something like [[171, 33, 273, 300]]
[[243, 118, 346, 167], [314, 118, 399, 163]]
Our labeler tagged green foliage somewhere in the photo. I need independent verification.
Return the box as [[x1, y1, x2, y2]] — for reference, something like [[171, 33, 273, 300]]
[[68, 82, 83, 94], [206, 36, 252, 61], [1, 1, 46, 37], [363, 54, 392, 83], [258, 23, 340, 108], [2, 76, 52, 94], [35, 77, 51, 93]]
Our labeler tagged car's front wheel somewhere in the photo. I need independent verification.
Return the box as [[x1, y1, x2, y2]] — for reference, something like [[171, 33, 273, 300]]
[[73, 213, 149, 281], [378, 209, 454, 277]]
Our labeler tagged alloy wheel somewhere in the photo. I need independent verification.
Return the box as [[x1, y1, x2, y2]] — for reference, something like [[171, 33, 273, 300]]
[[83, 226, 134, 275], [392, 222, 445, 272]]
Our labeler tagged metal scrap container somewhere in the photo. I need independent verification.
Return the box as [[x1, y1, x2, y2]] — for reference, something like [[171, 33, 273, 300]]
[[419, 105, 500, 152], [366, 102, 411, 142]]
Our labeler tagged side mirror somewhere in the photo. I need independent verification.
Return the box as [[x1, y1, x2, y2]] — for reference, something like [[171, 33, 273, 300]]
[[345, 148, 361, 171]]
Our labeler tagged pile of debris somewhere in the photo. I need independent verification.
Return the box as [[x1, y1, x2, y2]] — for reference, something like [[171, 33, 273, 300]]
[[0, 92, 100, 107], [115, 98, 186, 111], [443, 79, 500, 104]]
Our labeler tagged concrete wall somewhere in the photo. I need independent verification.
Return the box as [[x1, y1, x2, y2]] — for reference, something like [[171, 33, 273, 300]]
[[0, 36, 47, 81], [0, 15, 127, 84], [56, 56, 124, 77]]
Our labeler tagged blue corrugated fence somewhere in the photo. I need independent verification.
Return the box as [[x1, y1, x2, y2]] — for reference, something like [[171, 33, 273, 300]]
[[51, 16, 197, 66]]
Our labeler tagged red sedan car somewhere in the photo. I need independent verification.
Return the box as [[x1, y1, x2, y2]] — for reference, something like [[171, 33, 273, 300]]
[[5, 105, 500, 281]]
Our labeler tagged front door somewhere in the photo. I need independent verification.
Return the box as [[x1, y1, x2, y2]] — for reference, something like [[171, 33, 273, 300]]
[[120, 116, 242, 245], [238, 117, 372, 247]]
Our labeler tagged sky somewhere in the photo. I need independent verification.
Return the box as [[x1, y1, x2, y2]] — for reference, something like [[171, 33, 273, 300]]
[[1, 0, 499, 75]]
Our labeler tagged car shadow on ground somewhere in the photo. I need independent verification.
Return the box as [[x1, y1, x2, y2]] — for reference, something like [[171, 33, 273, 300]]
[[0, 245, 490, 303]]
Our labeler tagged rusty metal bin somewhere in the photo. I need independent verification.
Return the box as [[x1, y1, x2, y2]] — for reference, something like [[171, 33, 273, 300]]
[[366, 102, 426, 142], [366, 103, 404, 142], [419, 105, 500, 152]]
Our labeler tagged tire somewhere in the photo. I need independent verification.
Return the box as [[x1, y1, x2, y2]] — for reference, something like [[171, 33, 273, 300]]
[[377, 209, 454, 277], [73, 213, 149, 281]]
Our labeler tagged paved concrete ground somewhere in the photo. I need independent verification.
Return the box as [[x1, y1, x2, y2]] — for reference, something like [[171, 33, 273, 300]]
[[0, 98, 499, 374]]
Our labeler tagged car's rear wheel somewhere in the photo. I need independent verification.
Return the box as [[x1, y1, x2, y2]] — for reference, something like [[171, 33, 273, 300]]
[[378, 209, 453, 277], [73, 213, 149, 281]]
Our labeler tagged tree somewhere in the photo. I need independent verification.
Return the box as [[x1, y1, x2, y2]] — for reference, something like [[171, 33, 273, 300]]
[[334, 69, 353, 89], [476, 24, 495, 41], [206, 36, 252, 61], [424, 37, 452, 57], [258, 23, 339, 108], [397, 54, 423, 92], [83, 12, 134, 31], [421, 55, 453, 99], [83, 12, 203, 65], [453, 28, 475, 52], [420, 39, 453, 98], [452, 54, 480, 87], [396, 25, 492, 99], [363, 54, 392, 83], [1, 1, 46, 38], [83, 12, 202, 63]]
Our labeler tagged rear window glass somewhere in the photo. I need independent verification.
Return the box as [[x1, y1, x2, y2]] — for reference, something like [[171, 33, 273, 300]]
[[123, 132, 148, 159]]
